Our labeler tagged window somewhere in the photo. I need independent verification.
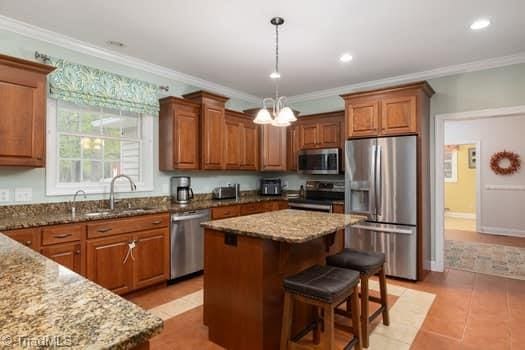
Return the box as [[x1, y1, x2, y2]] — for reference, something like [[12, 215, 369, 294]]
[[46, 100, 153, 195], [444, 148, 458, 183]]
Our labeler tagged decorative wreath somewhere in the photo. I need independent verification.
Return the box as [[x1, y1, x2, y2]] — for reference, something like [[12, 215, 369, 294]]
[[490, 150, 521, 175]]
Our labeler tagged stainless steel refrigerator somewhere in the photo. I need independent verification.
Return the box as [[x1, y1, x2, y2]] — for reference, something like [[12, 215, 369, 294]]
[[345, 135, 418, 280]]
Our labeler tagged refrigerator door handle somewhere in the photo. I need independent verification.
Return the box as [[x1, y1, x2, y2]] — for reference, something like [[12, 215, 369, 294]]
[[376, 145, 382, 216], [369, 145, 377, 218]]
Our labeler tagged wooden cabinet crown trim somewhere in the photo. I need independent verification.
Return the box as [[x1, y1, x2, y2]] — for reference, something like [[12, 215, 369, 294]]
[[0, 53, 55, 74], [340, 81, 435, 99]]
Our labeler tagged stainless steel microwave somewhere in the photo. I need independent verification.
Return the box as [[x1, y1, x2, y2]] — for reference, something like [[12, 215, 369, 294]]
[[297, 148, 341, 175]]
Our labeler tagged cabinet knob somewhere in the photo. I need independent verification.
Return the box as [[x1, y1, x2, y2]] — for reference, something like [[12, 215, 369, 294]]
[[75, 250, 81, 255], [25, 241, 32, 246]]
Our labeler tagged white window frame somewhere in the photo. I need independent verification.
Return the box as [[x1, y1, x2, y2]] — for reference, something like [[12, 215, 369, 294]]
[[46, 99, 154, 196], [444, 149, 458, 183]]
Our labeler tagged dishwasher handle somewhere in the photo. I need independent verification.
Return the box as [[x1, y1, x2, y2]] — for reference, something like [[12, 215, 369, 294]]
[[172, 211, 210, 222]]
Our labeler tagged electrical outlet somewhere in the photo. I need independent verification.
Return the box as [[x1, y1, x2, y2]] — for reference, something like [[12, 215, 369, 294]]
[[15, 188, 32, 202], [0, 189, 9, 202]]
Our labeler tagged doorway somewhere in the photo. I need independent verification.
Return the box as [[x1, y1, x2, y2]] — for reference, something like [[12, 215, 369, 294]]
[[435, 106, 525, 279]]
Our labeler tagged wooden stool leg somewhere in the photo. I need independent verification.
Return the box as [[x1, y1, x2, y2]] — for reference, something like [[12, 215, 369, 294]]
[[313, 307, 321, 344], [360, 275, 370, 348], [320, 303, 335, 350], [378, 267, 390, 326], [351, 285, 362, 350], [280, 292, 294, 350]]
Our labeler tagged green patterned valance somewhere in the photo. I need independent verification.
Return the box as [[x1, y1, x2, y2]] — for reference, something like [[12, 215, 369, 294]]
[[48, 57, 160, 114]]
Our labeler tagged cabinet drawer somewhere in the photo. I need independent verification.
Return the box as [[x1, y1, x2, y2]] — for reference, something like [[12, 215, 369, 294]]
[[42, 224, 82, 246], [211, 205, 240, 220], [87, 214, 169, 239], [240, 203, 265, 216], [4, 228, 40, 250]]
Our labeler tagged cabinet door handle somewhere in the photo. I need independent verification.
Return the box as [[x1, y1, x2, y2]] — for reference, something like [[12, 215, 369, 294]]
[[97, 227, 112, 233], [24, 240, 32, 246], [54, 233, 72, 239], [151, 220, 162, 225], [75, 250, 81, 255]]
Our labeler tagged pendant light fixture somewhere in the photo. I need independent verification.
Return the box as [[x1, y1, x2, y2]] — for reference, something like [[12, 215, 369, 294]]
[[253, 17, 297, 127]]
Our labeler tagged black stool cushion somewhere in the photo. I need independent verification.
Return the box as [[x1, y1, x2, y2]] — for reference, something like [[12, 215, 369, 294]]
[[283, 265, 360, 303], [326, 248, 385, 274]]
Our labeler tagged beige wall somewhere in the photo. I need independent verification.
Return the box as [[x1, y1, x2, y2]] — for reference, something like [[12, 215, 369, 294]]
[[444, 144, 476, 215]]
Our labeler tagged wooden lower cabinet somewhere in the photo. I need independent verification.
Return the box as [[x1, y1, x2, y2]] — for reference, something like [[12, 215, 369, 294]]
[[41, 242, 82, 274], [86, 225, 169, 295], [4, 228, 40, 250], [86, 234, 134, 295], [133, 229, 170, 290]]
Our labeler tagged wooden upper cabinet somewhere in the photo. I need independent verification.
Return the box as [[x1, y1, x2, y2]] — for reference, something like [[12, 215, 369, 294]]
[[240, 119, 259, 170], [299, 123, 318, 149], [224, 114, 242, 169], [345, 101, 380, 138], [0, 54, 55, 167], [159, 97, 200, 170], [287, 125, 299, 171], [318, 119, 342, 147], [260, 124, 287, 171], [184, 91, 229, 170], [341, 81, 434, 139], [380, 96, 417, 135]]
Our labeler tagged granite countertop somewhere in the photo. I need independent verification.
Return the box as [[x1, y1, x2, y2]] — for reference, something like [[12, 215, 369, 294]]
[[201, 209, 366, 243], [0, 233, 163, 349], [0, 195, 289, 231]]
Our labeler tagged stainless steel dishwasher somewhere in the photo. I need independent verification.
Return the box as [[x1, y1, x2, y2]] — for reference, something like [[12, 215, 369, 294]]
[[170, 209, 210, 280]]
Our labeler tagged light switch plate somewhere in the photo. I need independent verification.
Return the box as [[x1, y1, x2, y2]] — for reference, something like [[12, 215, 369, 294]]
[[15, 188, 32, 202], [0, 189, 9, 202]]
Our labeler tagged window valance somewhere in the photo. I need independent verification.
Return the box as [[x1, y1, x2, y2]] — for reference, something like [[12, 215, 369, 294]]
[[48, 57, 160, 114]]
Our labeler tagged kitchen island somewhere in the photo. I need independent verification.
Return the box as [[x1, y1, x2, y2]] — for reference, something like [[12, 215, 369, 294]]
[[0, 233, 162, 350], [201, 209, 365, 350]]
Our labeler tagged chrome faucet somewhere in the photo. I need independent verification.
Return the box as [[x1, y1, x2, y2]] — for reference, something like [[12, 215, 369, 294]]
[[72, 189, 87, 216], [109, 174, 137, 210]]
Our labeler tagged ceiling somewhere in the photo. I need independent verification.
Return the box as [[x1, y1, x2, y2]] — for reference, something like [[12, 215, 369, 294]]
[[1, 0, 524, 98]]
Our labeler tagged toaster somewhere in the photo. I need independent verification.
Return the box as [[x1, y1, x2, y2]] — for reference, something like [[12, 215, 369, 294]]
[[212, 186, 237, 200], [260, 178, 282, 196]]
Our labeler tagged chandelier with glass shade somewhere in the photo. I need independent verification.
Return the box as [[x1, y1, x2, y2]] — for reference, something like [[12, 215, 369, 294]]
[[253, 17, 297, 127]]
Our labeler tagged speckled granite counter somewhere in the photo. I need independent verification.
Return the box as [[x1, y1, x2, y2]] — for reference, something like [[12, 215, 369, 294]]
[[0, 195, 289, 231], [0, 233, 163, 349], [201, 209, 366, 243]]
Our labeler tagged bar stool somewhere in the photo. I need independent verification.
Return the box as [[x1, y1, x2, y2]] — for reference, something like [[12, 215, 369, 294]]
[[326, 249, 389, 348], [280, 265, 362, 350]]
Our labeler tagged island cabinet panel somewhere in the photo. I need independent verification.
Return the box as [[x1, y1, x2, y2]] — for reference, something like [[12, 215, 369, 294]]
[[4, 227, 40, 251], [86, 234, 134, 295], [133, 228, 170, 290], [204, 228, 344, 350], [41, 242, 82, 274], [159, 96, 201, 170], [0, 54, 55, 167], [183, 91, 229, 170]]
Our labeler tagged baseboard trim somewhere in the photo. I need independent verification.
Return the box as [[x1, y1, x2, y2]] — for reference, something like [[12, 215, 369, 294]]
[[430, 260, 444, 272], [445, 212, 476, 219], [480, 226, 525, 237]]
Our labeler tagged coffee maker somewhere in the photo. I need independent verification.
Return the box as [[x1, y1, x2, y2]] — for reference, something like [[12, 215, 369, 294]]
[[170, 176, 194, 204]]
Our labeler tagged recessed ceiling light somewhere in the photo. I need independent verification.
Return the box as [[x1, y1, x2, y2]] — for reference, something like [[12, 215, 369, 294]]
[[269, 71, 281, 79], [106, 40, 126, 48], [470, 18, 491, 30], [339, 53, 353, 63]]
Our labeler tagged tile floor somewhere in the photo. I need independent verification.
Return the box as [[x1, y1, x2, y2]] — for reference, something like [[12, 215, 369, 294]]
[[126, 269, 525, 350]]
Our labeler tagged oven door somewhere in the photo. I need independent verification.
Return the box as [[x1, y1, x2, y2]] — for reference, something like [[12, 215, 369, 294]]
[[297, 148, 340, 175]]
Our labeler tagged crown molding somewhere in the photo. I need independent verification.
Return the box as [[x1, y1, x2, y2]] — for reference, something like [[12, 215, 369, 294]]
[[288, 52, 525, 103], [0, 15, 261, 104]]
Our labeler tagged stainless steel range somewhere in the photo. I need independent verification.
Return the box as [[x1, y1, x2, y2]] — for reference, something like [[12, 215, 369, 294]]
[[288, 180, 344, 212]]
